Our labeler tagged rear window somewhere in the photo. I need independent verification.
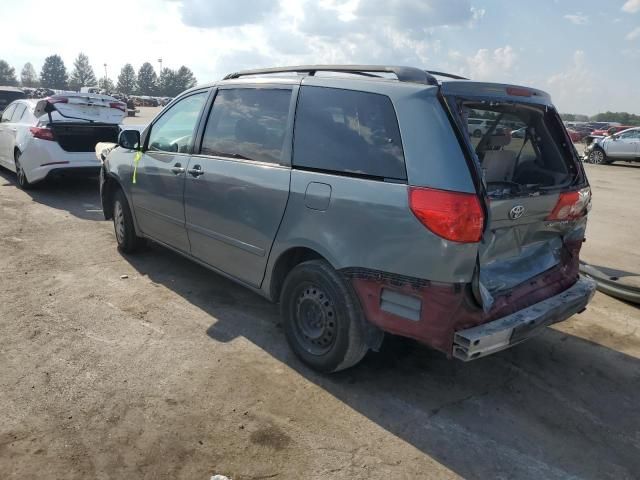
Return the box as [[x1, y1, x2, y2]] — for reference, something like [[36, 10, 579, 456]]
[[455, 101, 580, 196], [293, 86, 406, 180]]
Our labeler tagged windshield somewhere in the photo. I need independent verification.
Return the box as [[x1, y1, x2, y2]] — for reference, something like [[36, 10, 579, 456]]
[[456, 100, 581, 198]]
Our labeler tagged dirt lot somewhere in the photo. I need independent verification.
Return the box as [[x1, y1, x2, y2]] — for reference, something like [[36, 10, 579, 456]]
[[0, 155, 639, 478]]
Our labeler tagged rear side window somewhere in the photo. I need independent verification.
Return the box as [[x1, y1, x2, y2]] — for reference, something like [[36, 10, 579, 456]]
[[293, 86, 406, 180], [200, 88, 292, 164], [12, 104, 27, 122]]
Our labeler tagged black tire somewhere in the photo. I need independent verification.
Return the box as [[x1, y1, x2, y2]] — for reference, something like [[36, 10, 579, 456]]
[[473, 129, 482, 138], [280, 260, 369, 373], [14, 151, 33, 190], [112, 189, 145, 253]]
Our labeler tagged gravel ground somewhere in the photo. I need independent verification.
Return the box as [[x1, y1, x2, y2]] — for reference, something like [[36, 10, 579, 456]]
[[0, 150, 638, 479]]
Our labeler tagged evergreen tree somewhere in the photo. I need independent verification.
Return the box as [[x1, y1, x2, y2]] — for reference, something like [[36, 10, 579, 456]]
[[117, 63, 137, 94], [137, 62, 157, 95], [0, 60, 18, 86], [158, 67, 177, 96], [68, 53, 97, 91], [175, 65, 197, 91], [20, 62, 38, 87], [40, 55, 68, 89], [98, 76, 115, 92]]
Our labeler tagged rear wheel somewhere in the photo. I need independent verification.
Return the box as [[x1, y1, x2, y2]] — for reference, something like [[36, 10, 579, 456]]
[[14, 151, 33, 190], [280, 260, 369, 373], [588, 148, 609, 165], [113, 189, 145, 253]]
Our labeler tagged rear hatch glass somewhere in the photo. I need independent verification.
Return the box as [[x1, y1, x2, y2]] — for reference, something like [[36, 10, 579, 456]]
[[34, 94, 126, 124], [442, 82, 590, 309]]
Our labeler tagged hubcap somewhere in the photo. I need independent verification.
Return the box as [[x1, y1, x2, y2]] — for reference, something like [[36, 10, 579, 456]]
[[114, 200, 126, 244], [294, 285, 337, 355]]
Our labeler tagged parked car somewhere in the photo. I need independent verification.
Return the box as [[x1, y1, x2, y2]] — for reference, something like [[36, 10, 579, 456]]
[[590, 125, 634, 137], [0, 86, 26, 114], [0, 93, 126, 188], [584, 127, 640, 164], [101, 65, 595, 372], [467, 118, 491, 137]]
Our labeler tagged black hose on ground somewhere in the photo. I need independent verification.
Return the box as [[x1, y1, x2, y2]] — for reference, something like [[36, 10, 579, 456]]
[[579, 262, 640, 305]]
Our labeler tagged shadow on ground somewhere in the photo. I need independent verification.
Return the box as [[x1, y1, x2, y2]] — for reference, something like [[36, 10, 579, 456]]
[[122, 243, 640, 480], [0, 168, 103, 221]]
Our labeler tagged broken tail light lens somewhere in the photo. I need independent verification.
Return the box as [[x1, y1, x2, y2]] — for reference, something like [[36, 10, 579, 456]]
[[109, 102, 126, 112], [29, 127, 55, 141], [409, 186, 484, 243], [546, 187, 591, 221]]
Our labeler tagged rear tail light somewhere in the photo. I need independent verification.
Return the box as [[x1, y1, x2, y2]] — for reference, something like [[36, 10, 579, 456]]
[[109, 102, 126, 112], [409, 187, 485, 243], [506, 87, 533, 97], [546, 187, 591, 221], [47, 96, 68, 105], [29, 127, 55, 141]]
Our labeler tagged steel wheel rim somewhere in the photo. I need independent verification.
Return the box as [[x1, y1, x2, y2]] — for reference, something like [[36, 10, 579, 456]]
[[293, 284, 337, 356], [114, 200, 126, 244]]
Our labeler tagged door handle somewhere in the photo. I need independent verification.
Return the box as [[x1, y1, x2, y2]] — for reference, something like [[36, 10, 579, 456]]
[[187, 165, 204, 177], [170, 163, 185, 175]]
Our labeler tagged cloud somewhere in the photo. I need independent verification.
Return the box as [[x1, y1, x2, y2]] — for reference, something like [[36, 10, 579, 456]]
[[627, 26, 640, 40], [547, 50, 596, 112], [464, 45, 517, 80], [564, 13, 589, 25], [173, 0, 279, 28], [622, 0, 640, 13]]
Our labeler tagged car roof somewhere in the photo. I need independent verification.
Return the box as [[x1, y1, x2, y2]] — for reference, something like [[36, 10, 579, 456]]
[[0, 86, 24, 93]]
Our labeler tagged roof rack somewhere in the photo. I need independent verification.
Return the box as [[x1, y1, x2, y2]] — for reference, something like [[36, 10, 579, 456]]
[[223, 65, 440, 86]]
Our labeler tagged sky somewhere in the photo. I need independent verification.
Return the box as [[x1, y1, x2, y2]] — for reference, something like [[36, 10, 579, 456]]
[[1, 0, 639, 115]]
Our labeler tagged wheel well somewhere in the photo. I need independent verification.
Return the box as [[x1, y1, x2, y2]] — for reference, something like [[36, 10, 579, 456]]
[[269, 247, 325, 301], [101, 175, 122, 220]]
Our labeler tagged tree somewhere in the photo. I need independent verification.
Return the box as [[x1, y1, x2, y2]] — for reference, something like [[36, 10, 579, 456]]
[[157, 66, 198, 96], [68, 53, 97, 91], [117, 63, 137, 94], [0, 60, 18, 86], [158, 67, 177, 96], [40, 55, 68, 90], [137, 62, 157, 95], [175, 65, 197, 91], [20, 62, 38, 87], [98, 76, 115, 92]]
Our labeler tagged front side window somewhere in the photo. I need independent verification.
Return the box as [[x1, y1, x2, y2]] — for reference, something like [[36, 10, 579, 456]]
[[619, 130, 640, 140], [293, 86, 406, 180], [200, 88, 292, 164], [147, 91, 208, 153]]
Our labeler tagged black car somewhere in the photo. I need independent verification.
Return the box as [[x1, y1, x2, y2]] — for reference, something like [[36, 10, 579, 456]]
[[0, 86, 26, 114]]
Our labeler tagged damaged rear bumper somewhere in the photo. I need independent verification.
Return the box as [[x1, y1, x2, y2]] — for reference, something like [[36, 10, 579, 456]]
[[452, 276, 596, 361]]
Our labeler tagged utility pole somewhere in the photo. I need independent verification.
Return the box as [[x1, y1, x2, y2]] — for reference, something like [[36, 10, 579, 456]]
[[104, 63, 108, 79], [158, 58, 163, 73]]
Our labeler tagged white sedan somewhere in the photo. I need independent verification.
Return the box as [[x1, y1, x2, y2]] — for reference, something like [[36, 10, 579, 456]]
[[0, 93, 126, 189]]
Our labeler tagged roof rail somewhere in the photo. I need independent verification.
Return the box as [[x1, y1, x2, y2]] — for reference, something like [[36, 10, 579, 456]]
[[426, 71, 469, 81], [223, 65, 439, 86]]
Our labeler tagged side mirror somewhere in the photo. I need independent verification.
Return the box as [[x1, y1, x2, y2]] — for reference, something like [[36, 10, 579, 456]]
[[118, 129, 141, 150]]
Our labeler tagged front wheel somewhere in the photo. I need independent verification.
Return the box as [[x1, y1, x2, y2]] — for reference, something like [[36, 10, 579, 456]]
[[113, 189, 145, 253], [280, 260, 369, 373]]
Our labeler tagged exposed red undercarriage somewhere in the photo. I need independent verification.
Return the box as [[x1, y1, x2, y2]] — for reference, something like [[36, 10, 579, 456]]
[[349, 241, 582, 355]]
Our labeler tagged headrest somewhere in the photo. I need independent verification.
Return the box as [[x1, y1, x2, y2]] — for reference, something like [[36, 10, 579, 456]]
[[485, 133, 511, 148]]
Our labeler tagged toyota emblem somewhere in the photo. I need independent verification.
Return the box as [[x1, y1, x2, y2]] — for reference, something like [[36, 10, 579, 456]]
[[509, 205, 525, 220]]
